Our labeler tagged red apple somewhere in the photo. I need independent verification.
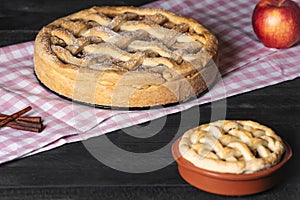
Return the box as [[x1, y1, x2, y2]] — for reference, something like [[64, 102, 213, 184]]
[[252, 0, 300, 48]]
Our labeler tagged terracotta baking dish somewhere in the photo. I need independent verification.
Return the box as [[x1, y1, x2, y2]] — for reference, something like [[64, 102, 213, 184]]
[[172, 138, 292, 196]]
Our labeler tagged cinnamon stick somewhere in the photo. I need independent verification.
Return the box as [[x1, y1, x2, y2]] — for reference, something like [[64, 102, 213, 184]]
[[16, 116, 42, 124], [13, 120, 43, 130], [0, 114, 41, 123], [0, 106, 44, 132], [7, 121, 42, 133], [0, 106, 32, 127]]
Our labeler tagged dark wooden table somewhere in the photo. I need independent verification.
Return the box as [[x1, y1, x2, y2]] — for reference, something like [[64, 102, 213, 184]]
[[0, 0, 299, 199]]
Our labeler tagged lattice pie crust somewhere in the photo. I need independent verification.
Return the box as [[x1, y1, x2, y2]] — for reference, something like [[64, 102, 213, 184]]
[[179, 120, 285, 174], [34, 6, 219, 108]]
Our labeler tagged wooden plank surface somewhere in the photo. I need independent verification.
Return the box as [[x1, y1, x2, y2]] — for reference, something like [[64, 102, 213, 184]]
[[0, 0, 299, 199]]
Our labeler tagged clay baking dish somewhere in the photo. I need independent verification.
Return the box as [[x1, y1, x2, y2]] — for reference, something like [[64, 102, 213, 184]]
[[172, 138, 292, 196]]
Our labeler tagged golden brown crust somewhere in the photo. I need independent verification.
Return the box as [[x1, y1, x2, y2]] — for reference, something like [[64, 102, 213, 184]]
[[179, 120, 285, 174], [34, 6, 219, 108]]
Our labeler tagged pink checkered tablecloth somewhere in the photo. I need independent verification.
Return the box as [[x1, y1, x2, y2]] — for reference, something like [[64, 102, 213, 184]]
[[0, 0, 300, 164]]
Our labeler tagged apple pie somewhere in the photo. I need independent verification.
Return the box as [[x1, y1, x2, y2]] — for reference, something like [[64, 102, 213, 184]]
[[179, 120, 285, 174], [34, 6, 219, 108]]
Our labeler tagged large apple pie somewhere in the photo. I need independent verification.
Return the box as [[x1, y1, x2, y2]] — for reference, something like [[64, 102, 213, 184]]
[[179, 120, 285, 174], [34, 6, 219, 108]]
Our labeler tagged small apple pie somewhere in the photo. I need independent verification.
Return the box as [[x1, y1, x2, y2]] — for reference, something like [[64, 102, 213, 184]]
[[34, 6, 218, 108], [179, 120, 285, 174]]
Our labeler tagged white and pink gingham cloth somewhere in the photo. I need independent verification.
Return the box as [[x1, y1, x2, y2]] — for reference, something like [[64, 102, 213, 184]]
[[0, 0, 299, 164]]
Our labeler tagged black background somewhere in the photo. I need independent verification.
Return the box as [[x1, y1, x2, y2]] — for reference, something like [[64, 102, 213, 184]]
[[0, 0, 299, 199]]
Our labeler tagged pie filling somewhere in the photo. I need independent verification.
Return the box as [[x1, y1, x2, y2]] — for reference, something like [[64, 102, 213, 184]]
[[179, 120, 285, 174], [34, 6, 218, 107]]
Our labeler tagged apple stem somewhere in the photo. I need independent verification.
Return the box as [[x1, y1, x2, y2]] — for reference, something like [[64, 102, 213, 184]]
[[278, 0, 286, 6]]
